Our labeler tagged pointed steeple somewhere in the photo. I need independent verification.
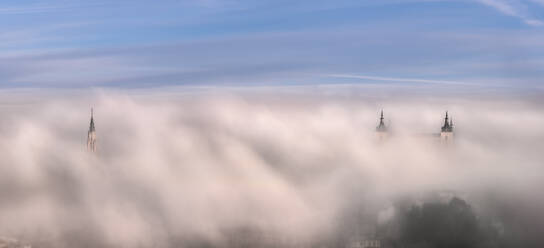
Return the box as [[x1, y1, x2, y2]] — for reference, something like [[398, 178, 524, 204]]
[[87, 108, 97, 153], [89, 108, 95, 132], [441, 111, 452, 132], [376, 110, 387, 132]]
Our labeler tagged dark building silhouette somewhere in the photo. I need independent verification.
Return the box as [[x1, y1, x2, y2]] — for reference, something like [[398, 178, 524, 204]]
[[376, 110, 388, 140], [87, 108, 97, 152], [440, 111, 453, 143]]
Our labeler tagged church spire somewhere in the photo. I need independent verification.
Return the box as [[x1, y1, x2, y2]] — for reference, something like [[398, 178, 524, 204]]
[[440, 111, 454, 143], [87, 108, 97, 153], [441, 111, 453, 133], [89, 108, 95, 132], [376, 110, 387, 132]]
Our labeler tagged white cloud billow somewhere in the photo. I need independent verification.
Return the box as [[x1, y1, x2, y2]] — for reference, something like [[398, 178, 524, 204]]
[[0, 89, 542, 247]]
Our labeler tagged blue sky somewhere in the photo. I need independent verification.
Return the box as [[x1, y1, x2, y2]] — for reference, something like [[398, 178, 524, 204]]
[[1, 0, 544, 89]]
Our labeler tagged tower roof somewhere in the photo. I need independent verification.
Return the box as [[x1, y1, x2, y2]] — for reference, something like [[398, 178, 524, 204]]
[[441, 111, 452, 132], [376, 110, 387, 132], [89, 108, 95, 132]]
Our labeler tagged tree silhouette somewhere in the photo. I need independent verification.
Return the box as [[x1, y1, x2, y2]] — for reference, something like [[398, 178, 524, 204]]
[[400, 197, 482, 248]]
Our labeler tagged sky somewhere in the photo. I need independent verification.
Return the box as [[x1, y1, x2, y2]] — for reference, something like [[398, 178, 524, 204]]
[[1, 1, 544, 246], [1, 0, 544, 90]]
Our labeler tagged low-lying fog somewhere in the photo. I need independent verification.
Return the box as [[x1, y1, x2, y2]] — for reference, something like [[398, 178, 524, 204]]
[[0, 88, 542, 247]]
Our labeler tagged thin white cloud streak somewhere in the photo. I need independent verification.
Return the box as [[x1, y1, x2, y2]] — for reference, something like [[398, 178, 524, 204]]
[[327, 74, 474, 85], [0, 2, 112, 15], [477, 0, 544, 26], [529, 0, 544, 5]]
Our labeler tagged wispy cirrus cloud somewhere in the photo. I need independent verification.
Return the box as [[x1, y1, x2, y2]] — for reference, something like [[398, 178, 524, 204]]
[[0, 0, 543, 89], [477, 0, 544, 26], [528, 0, 544, 6], [0, 1, 113, 15], [327, 74, 474, 85]]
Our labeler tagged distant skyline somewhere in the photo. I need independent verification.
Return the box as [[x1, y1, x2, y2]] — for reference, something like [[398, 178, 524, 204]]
[[1, 0, 544, 89]]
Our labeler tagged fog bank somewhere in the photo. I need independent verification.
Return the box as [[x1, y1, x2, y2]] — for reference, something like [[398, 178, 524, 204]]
[[0, 90, 542, 247]]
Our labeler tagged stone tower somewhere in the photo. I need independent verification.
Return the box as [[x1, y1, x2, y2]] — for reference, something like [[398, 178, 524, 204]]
[[376, 110, 388, 140], [440, 111, 453, 143], [87, 108, 97, 153]]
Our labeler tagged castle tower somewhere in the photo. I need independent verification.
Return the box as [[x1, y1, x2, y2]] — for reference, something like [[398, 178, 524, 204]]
[[87, 108, 97, 153], [376, 110, 388, 140], [440, 111, 453, 143]]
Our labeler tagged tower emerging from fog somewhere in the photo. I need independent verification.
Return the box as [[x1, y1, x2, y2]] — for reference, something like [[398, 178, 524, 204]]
[[376, 110, 388, 140], [440, 111, 453, 143], [87, 108, 97, 152]]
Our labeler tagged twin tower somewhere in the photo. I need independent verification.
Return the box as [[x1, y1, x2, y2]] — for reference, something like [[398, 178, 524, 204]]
[[376, 111, 454, 142]]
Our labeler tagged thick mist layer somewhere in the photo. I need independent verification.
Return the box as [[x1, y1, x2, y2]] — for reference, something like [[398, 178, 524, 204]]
[[0, 91, 543, 247]]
